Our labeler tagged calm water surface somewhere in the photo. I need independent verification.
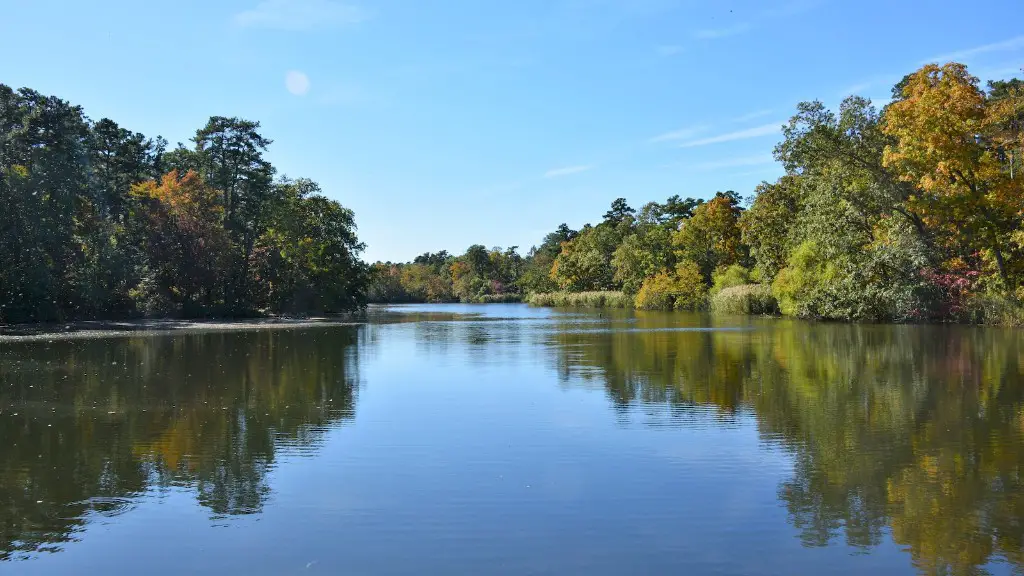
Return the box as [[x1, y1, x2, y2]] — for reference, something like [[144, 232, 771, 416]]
[[2, 304, 1023, 575]]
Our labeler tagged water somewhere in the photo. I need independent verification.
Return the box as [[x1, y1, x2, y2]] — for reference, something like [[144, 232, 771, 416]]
[[1, 304, 1022, 575]]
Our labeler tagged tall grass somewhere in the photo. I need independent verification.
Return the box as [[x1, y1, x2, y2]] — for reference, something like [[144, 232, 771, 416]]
[[962, 293, 1024, 326], [526, 291, 634, 308], [710, 284, 779, 315], [473, 293, 524, 304]]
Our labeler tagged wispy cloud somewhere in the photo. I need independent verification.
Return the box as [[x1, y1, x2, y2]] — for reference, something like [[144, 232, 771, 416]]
[[690, 154, 775, 172], [544, 165, 593, 178], [649, 125, 706, 143], [656, 44, 684, 56], [234, 0, 368, 31], [732, 109, 773, 123], [693, 22, 752, 40], [677, 122, 784, 148], [924, 35, 1024, 64], [689, 3, 819, 44], [973, 64, 1024, 81], [837, 82, 872, 97]]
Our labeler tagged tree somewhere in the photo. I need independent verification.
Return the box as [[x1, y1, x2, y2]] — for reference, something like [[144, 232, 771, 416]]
[[672, 193, 745, 282], [190, 117, 277, 311], [740, 175, 804, 281], [0, 87, 90, 322], [634, 260, 706, 310], [0, 83, 368, 321], [129, 171, 229, 315], [603, 198, 635, 226], [612, 222, 674, 295], [882, 63, 1023, 290], [550, 224, 621, 291]]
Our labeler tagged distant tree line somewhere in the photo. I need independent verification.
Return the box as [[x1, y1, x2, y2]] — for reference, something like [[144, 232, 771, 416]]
[[0, 85, 367, 323], [370, 62, 1024, 324]]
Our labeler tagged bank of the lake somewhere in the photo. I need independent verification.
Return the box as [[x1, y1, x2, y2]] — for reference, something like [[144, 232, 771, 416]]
[[0, 316, 362, 342], [524, 286, 1024, 326]]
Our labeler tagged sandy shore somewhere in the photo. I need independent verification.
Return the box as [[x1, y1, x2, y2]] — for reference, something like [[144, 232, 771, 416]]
[[0, 316, 363, 342]]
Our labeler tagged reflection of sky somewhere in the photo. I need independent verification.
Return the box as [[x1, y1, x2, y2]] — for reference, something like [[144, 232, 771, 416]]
[[14, 305, 1015, 576]]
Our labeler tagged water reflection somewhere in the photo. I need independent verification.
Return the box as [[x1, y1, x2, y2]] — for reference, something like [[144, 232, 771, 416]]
[[2, 306, 1023, 575], [547, 312, 1024, 575], [0, 327, 360, 560]]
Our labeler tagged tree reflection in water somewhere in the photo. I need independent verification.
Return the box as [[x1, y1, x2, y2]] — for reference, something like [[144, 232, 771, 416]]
[[0, 327, 361, 560], [546, 312, 1024, 575]]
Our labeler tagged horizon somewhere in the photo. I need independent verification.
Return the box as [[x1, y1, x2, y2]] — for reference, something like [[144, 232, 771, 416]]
[[2, 0, 1021, 262]]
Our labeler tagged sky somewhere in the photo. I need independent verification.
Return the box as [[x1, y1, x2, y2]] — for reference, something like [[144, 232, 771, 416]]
[[1, 0, 1022, 262]]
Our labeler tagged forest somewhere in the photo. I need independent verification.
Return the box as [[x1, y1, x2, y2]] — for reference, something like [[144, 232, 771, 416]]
[[2, 61, 1022, 325], [0, 86, 367, 323], [369, 62, 1024, 324]]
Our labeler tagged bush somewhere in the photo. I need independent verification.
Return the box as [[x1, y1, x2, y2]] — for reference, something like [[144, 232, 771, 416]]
[[710, 264, 752, 296], [474, 293, 524, 304], [634, 260, 707, 311], [526, 291, 633, 308], [962, 293, 1024, 326], [710, 284, 779, 315], [771, 238, 932, 322]]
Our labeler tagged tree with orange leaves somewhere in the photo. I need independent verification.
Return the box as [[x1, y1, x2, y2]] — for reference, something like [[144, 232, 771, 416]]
[[129, 170, 230, 314], [882, 63, 1024, 290]]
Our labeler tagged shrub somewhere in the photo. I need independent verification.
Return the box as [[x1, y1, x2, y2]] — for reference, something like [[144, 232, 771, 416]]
[[475, 293, 524, 304], [634, 260, 707, 311], [961, 293, 1024, 326], [710, 284, 779, 315], [634, 273, 675, 310], [710, 264, 752, 296], [771, 238, 932, 322], [526, 291, 633, 308]]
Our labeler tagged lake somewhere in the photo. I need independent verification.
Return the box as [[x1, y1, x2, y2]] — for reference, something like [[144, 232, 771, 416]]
[[2, 304, 1022, 575]]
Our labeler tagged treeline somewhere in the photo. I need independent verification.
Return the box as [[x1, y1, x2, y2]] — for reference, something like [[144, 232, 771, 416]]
[[370, 62, 1023, 324], [0, 85, 367, 323]]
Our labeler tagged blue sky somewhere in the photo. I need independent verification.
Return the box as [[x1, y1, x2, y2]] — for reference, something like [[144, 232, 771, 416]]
[[1, 0, 1021, 262]]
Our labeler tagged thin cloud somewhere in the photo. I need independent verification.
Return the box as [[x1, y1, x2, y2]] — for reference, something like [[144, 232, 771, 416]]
[[544, 165, 593, 178], [656, 45, 684, 56], [650, 125, 706, 143], [924, 35, 1024, 64], [731, 109, 773, 123], [689, 3, 819, 44], [677, 122, 784, 148], [837, 82, 872, 97], [691, 154, 775, 172], [693, 22, 752, 39], [973, 64, 1024, 80], [234, 0, 368, 31]]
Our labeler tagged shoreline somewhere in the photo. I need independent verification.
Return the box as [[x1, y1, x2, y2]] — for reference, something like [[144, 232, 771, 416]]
[[0, 316, 363, 342]]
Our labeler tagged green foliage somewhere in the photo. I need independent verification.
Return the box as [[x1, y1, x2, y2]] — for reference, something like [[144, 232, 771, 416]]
[[710, 284, 779, 315], [526, 291, 633, 308], [367, 244, 526, 304], [710, 264, 752, 296], [0, 84, 366, 323], [634, 261, 707, 311], [672, 193, 746, 282], [612, 226, 673, 295], [772, 221, 933, 322], [550, 224, 622, 291], [961, 293, 1024, 326], [740, 175, 803, 281]]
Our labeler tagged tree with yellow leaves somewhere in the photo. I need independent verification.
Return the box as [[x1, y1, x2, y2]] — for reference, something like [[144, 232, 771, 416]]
[[882, 63, 1024, 290]]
